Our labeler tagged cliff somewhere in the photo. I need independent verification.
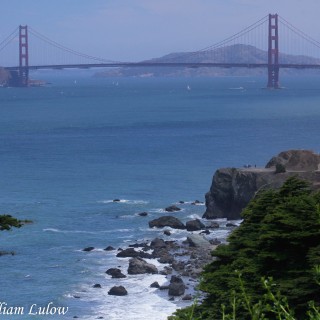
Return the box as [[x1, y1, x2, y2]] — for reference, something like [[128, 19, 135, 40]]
[[203, 150, 320, 220]]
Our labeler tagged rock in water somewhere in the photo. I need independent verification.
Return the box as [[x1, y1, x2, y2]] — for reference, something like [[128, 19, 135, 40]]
[[127, 257, 158, 274], [105, 268, 126, 278], [165, 205, 181, 212], [168, 275, 185, 296], [108, 286, 128, 296], [186, 219, 206, 231], [149, 216, 185, 229]]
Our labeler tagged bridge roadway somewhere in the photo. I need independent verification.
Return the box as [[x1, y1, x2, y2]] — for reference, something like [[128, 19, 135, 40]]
[[5, 62, 320, 71]]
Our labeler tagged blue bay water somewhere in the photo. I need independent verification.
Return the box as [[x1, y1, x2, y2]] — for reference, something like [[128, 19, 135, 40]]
[[0, 74, 320, 319]]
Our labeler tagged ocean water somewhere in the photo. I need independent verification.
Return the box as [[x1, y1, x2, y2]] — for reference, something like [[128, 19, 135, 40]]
[[0, 73, 320, 319]]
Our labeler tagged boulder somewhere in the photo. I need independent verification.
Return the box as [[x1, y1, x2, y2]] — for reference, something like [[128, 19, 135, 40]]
[[168, 275, 185, 296], [203, 150, 320, 220], [187, 234, 212, 248], [149, 216, 185, 229], [113, 199, 121, 202], [150, 281, 160, 288], [82, 247, 95, 252], [104, 246, 115, 251], [186, 219, 206, 231], [165, 205, 181, 212], [164, 230, 171, 236], [150, 238, 166, 249], [106, 268, 126, 278], [108, 286, 128, 296], [116, 248, 140, 258], [127, 257, 158, 275], [138, 212, 148, 217], [93, 284, 102, 288], [116, 247, 152, 259]]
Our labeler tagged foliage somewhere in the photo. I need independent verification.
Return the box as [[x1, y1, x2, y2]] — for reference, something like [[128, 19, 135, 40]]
[[275, 163, 286, 174], [0, 214, 23, 231], [170, 176, 320, 319]]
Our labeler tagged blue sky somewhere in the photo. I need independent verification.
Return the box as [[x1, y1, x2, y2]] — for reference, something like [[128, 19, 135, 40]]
[[1, 0, 320, 62]]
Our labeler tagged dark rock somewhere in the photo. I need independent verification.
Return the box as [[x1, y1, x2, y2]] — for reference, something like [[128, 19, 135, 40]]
[[104, 246, 115, 251], [113, 199, 121, 202], [116, 248, 140, 258], [191, 200, 203, 205], [159, 285, 170, 290], [200, 229, 210, 235], [169, 297, 175, 301], [164, 230, 171, 236], [165, 205, 181, 212], [150, 281, 160, 288], [158, 253, 174, 264], [127, 257, 158, 275], [203, 150, 320, 220], [186, 219, 206, 231], [82, 247, 95, 252], [149, 216, 185, 229], [150, 238, 166, 249], [106, 268, 126, 278], [93, 284, 102, 288], [172, 260, 186, 272], [108, 286, 128, 296], [138, 212, 148, 217], [170, 275, 184, 284], [73, 296, 81, 299], [152, 247, 168, 258], [0, 251, 15, 256], [168, 276, 185, 296], [116, 247, 152, 259], [179, 201, 185, 204], [182, 294, 193, 301]]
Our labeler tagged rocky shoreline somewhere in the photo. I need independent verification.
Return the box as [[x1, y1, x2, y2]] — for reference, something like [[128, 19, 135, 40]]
[[80, 208, 238, 314]]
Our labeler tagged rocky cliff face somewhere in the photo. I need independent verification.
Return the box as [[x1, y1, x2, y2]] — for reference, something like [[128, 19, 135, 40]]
[[203, 150, 320, 220]]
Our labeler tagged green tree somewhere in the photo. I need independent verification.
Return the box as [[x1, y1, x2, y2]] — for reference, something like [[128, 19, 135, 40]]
[[171, 176, 320, 319], [0, 214, 23, 231]]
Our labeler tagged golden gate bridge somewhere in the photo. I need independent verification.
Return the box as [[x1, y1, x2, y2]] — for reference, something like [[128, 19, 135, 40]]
[[1, 14, 320, 88]]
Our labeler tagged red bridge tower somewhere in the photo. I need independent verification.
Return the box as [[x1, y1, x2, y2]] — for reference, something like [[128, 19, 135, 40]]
[[19, 25, 29, 86], [267, 14, 279, 89]]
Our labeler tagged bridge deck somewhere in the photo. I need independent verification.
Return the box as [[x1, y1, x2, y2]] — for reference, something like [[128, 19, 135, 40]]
[[5, 62, 320, 71]]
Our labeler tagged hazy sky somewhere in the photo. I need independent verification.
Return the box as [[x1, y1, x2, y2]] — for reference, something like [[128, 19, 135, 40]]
[[1, 0, 320, 61]]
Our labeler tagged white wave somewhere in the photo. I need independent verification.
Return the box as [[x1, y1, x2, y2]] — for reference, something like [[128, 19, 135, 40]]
[[149, 208, 166, 214], [43, 228, 133, 234], [118, 214, 136, 219], [98, 199, 149, 205], [186, 214, 202, 220], [229, 86, 245, 90], [72, 273, 178, 320]]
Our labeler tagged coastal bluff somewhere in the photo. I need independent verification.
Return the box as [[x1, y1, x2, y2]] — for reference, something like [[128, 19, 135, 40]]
[[203, 150, 320, 220]]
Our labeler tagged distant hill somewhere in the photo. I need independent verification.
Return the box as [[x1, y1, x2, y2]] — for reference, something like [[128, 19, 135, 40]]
[[95, 44, 320, 78]]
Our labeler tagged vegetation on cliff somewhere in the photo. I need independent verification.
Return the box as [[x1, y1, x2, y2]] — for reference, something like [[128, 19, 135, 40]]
[[0, 214, 28, 231], [170, 176, 320, 319]]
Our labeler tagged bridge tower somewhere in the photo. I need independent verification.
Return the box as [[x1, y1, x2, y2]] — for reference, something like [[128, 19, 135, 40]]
[[267, 14, 279, 89], [19, 25, 29, 86]]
